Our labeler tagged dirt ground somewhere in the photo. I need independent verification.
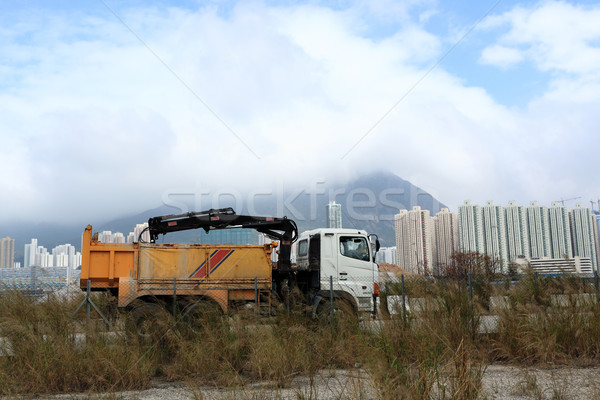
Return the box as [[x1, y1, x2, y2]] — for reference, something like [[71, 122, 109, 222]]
[[40, 365, 600, 399]]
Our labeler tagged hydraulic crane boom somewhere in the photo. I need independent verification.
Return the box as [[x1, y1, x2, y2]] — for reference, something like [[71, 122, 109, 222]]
[[146, 207, 298, 270]]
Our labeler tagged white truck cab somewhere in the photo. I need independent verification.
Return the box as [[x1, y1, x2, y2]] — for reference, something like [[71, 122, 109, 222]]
[[295, 228, 380, 318]]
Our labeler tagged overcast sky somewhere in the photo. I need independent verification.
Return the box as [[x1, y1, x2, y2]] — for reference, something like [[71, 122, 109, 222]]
[[1, 0, 600, 225]]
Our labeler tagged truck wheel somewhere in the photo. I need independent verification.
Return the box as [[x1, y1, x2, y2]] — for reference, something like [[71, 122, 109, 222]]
[[126, 302, 171, 340], [315, 299, 357, 325], [180, 299, 223, 335]]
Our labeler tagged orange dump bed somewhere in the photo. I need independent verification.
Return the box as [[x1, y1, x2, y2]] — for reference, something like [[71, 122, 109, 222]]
[[79, 225, 276, 309]]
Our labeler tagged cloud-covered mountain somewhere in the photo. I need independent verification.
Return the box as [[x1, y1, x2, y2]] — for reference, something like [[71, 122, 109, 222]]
[[4, 171, 446, 264], [98, 170, 446, 247]]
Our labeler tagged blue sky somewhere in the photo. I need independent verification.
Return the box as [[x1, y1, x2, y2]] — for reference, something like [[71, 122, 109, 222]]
[[1, 0, 600, 224]]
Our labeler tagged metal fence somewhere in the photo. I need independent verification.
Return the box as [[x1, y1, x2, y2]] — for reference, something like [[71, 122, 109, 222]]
[[0, 266, 81, 296], [379, 271, 600, 327]]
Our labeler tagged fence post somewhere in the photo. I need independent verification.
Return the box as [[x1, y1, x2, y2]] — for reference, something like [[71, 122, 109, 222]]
[[468, 271, 474, 335], [86, 279, 91, 322], [329, 275, 334, 316], [254, 276, 258, 315], [72, 279, 111, 329], [172, 277, 177, 317], [595, 270, 599, 303], [401, 274, 406, 323]]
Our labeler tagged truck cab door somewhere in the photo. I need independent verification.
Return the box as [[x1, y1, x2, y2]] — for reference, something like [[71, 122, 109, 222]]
[[336, 235, 375, 311]]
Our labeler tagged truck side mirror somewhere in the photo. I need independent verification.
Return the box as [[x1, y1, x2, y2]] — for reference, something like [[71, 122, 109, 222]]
[[375, 239, 381, 252]]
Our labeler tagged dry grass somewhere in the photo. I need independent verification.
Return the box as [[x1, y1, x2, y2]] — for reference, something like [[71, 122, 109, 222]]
[[0, 290, 154, 396], [2, 272, 600, 397]]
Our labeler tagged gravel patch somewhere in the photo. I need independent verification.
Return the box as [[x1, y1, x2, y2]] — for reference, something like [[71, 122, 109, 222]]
[[19, 365, 600, 399], [482, 364, 600, 399]]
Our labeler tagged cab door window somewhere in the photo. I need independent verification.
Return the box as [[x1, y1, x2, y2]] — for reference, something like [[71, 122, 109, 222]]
[[298, 239, 308, 257], [339, 236, 370, 261]]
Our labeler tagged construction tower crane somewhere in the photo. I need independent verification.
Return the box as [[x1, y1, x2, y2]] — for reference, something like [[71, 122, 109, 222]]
[[554, 196, 581, 206]]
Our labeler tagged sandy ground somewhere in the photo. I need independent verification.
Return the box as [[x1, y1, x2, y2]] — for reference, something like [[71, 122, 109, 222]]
[[35, 365, 600, 399]]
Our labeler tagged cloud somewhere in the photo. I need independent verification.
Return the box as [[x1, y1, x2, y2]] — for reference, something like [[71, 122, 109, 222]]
[[480, 1, 600, 75], [0, 1, 600, 226], [480, 44, 524, 68]]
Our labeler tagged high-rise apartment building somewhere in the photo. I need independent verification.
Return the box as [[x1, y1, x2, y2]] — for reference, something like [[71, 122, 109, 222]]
[[570, 204, 599, 270], [127, 223, 150, 243], [326, 201, 342, 229], [505, 201, 530, 261], [24, 238, 37, 268], [432, 208, 458, 273], [458, 201, 484, 254], [395, 206, 433, 275], [527, 201, 552, 259], [0, 236, 15, 268], [376, 247, 398, 265], [481, 201, 509, 267], [548, 202, 573, 259]]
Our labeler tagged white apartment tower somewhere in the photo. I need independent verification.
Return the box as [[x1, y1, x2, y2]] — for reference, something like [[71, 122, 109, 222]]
[[326, 201, 342, 229], [376, 247, 398, 265], [570, 204, 599, 270], [394, 206, 433, 275], [505, 201, 530, 261], [527, 202, 552, 259], [432, 208, 458, 273], [548, 202, 573, 259], [127, 223, 150, 243], [481, 201, 509, 268], [458, 201, 484, 253]]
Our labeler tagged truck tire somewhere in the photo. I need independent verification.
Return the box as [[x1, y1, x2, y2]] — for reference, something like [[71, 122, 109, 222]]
[[126, 301, 172, 341], [315, 298, 357, 325], [180, 298, 223, 336]]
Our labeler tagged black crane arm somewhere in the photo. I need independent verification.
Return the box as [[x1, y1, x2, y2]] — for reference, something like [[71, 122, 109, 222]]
[[146, 207, 298, 269]]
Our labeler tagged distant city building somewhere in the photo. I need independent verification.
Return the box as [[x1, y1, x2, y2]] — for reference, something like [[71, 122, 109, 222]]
[[481, 201, 509, 267], [458, 201, 484, 254], [395, 206, 433, 275], [548, 202, 573, 259], [459, 200, 509, 271], [99, 231, 111, 243], [24, 238, 36, 268], [0, 236, 15, 269], [326, 201, 342, 229], [0, 266, 81, 291], [527, 201, 552, 259], [376, 246, 397, 265], [98, 230, 127, 244], [570, 204, 599, 270], [505, 201, 530, 260], [51, 244, 81, 269], [202, 228, 256, 245], [127, 223, 150, 243], [24, 238, 81, 269], [455, 201, 600, 274], [432, 208, 458, 273], [514, 256, 593, 275]]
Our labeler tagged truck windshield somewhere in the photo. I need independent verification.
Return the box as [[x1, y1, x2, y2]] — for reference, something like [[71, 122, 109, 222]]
[[339, 236, 370, 261]]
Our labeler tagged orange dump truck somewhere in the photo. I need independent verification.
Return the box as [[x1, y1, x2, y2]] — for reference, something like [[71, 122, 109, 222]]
[[80, 207, 380, 324]]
